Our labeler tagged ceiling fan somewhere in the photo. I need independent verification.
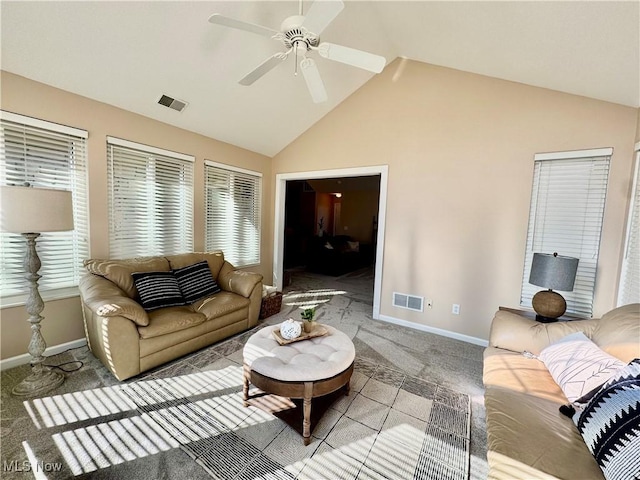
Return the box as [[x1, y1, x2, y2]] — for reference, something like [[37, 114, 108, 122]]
[[208, 0, 386, 103]]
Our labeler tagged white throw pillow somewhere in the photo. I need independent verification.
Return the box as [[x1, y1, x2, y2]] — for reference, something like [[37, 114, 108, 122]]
[[538, 332, 625, 403]]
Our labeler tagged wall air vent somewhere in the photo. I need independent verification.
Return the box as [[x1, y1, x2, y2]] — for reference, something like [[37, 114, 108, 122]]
[[157, 94, 188, 112], [392, 292, 424, 312]]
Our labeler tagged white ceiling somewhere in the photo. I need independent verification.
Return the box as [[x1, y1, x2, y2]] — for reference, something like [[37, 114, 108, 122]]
[[1, 1, 638, 157]]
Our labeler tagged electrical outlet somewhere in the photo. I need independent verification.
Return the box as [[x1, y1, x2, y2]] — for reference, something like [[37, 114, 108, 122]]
[[452, 304, 460, 315], [426, 299, 433, 309]]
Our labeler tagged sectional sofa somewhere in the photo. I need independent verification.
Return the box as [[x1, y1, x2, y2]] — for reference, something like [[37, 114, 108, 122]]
[[483, 303, 640, 479]]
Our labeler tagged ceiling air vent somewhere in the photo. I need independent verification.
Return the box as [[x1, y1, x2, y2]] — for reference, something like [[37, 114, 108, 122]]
[[157, 94, 188, 112], [393, 292, 424, 312]]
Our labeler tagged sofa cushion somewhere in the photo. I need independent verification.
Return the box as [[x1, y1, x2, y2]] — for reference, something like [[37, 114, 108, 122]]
[[194, 291, 250, 320], [488, 310, 597, 355], [131, 271, 186, 311], [485, 386, 604, 479], [137, 306, 206, 339], [483, 347, 567, 403], [538, 332, 624, 403], [591, 303, 640, 363], [173, 261, 221, 303], [166, 252, 225, 280], [574, 358, 640, 480], [84, 257, 171, 298]]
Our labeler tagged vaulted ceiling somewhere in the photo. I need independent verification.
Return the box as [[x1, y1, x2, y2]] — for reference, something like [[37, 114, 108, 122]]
[[2, 1, 638, 157]]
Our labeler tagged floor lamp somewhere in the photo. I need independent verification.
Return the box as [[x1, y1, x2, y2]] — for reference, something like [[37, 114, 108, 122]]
[[0, 185, 74, 396]]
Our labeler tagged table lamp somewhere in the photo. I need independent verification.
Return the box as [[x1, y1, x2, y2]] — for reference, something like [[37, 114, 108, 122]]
[[0, 185, 74, 396], [529, 252, 579, 323]]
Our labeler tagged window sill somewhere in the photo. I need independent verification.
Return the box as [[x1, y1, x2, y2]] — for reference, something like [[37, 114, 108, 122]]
[[1, 287, 80, 309]]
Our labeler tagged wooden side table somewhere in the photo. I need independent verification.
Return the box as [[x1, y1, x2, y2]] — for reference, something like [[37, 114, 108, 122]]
[[499, 306, 584, 323]]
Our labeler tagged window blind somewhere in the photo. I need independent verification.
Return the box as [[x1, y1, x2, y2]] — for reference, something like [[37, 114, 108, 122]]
[[205, 161, 261, 267], [0, 111, 89, 301], [520, 149, 611, 317], [107, 137, 194, 258], [618, 150, 640, 305]]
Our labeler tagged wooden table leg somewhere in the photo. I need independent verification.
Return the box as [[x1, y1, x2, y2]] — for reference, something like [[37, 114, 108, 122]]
[[303, 381, 313, 445], [243, 363, 250, 407]]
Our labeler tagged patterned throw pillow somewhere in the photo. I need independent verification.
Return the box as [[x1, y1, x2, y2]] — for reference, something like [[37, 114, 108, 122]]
[[131, 271, 186, 311], [173, 261, 221, 304], [538, 332, 624, 402], [574, 358, 640, 480]]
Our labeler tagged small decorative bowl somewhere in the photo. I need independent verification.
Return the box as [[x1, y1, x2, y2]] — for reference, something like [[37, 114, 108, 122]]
[[280, 318, 302, 340]]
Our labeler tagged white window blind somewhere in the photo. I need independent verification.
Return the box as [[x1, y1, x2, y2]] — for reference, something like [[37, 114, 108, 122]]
[[205, 161, 261, 267], [520, 149, 612, 317], [0, 111, 89, 301], [107, 137, 194, 258], [618, 149, 640, 305]]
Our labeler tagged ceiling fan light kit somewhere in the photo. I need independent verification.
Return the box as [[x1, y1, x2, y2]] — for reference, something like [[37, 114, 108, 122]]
[[208, 0, 386, 104]]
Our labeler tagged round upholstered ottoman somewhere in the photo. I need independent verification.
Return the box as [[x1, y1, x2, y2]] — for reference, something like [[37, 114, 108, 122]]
[[243, 324, 355, 445]]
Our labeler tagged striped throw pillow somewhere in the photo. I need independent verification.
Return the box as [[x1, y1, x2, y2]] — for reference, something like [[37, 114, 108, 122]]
[[131, 271, 186, 311], [173, 261, 221, 304]]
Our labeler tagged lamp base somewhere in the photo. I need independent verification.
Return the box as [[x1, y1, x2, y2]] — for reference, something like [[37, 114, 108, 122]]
[[532, 289, 567, 322], [12, 366, 65, 397], [535, 314, 559, 323]]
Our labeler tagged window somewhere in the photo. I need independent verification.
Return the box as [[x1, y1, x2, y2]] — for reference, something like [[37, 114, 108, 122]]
[[205, 161, 261, 267], [520, 148, 612, 317], [0, 111, 89, 303], [618, 147, 640, 305], [107, 137, 194, 258]]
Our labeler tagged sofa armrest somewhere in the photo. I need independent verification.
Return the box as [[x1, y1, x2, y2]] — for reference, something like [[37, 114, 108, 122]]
[[79, 273, 149, 327], [489, 310, 598, 355], [217, 261, 263, 298], [81, 304, 141, 380]]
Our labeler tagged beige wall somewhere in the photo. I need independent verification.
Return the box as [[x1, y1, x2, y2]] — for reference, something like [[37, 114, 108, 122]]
[[0, 71, 272, 360], [2, 61, 637, 358], [338, 190, 379, 243], [273, 58, 637, 340], [315, 193, 334, 236]]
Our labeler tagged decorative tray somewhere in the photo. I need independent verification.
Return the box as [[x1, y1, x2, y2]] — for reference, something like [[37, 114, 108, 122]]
[[272, 325, 329, 345]]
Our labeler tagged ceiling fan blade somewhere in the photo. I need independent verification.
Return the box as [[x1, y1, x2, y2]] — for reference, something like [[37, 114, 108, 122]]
[[239, 54, 286, 86], [317, 42, 386, 73], [208, 13, 278, 38], [300, 58, 328, 104], [302, 0, 344, 35]]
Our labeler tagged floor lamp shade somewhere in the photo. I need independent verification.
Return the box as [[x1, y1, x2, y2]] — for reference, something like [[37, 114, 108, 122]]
[[529, 252, 579, 322], [0, 185, 74, 233], [0, 185, 74, 396]]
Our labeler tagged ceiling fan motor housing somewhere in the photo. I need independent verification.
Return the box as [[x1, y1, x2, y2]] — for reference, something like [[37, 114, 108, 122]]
[[281, 15, 319, 49]]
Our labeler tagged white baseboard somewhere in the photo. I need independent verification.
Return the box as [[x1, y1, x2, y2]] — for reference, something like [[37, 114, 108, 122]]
[[377, 314, 489, 347], [0, 338, 87, 371]]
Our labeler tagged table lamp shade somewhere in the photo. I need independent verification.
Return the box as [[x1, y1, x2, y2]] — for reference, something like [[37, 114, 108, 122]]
[[529, 253, 579, 292], [0, 186, 74, 233]]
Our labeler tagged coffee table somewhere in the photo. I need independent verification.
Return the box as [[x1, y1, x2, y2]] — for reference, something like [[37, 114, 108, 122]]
[[242, 324, 355, 445]]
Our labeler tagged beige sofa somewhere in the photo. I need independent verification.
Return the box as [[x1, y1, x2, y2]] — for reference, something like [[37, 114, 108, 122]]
[[483, 303, 640, 479], [79, 252, 263, 381]]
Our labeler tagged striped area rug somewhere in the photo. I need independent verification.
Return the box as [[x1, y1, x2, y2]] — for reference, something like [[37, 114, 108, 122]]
[[122, 356, 470, 480]]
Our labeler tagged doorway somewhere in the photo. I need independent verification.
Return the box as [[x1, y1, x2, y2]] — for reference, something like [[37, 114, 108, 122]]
[[273, 165, 388, 319]]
